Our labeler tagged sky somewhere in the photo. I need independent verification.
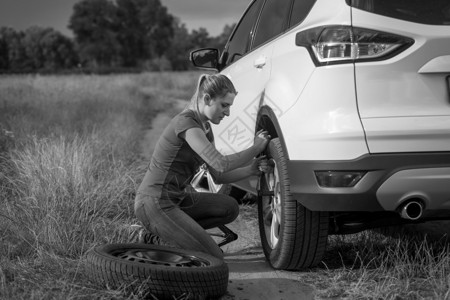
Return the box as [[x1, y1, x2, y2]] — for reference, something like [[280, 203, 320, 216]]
[[0, 0, 249, 37]]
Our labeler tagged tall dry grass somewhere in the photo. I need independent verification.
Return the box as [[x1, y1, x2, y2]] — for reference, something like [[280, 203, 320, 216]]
[[0, 71, 201, 299], [316, 231, 450, 299]]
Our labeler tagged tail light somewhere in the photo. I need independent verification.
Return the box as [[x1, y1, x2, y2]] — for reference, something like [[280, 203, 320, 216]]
[[295, 26, 414, 66]]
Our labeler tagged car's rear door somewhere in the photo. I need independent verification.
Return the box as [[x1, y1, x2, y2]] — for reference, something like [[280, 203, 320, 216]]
[[350, 0, 450, 153]]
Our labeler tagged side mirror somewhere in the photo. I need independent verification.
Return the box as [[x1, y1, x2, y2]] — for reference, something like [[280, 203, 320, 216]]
[[190, 48, 219, 70]]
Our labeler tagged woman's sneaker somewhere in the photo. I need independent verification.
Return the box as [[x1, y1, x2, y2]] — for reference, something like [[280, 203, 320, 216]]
[[131, 224, 171, 246], [138, 229, 162, 245]]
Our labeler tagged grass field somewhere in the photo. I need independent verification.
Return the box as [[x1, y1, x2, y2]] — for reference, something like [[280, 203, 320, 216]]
[[0, 72, 200, 299], [1, 72, 450, 300]]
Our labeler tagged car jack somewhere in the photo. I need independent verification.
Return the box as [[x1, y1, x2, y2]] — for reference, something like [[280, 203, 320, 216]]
[[210, 225, 238, 247]]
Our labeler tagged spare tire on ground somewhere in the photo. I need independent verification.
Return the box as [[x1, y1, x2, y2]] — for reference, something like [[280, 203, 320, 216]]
[[86, 243, 229, 299]]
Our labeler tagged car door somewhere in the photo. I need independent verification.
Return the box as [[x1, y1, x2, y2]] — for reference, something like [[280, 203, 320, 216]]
[[213, 0, 294, 193], [213, 0, 267, 158]]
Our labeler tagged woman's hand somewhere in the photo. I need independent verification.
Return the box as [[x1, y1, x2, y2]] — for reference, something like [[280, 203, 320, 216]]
[[254, 129, 270, 153], [257, 157, 272, 174], [249, 155, 270, 176]]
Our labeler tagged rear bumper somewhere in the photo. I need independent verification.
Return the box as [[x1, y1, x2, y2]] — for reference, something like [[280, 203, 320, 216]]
[[288, 152, 450, 213]]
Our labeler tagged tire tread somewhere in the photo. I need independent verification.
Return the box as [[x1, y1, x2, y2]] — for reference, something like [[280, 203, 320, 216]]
[[258, 138, 329, 270]]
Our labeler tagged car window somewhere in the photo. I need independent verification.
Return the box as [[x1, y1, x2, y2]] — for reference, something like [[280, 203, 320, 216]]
[[252, 0, 292, 49], [346, 0, 450, 25], [224, 0, 265, 66], [289, 0, 317, 28]]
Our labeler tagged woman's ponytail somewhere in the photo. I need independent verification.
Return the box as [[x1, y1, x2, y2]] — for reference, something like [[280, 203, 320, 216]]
[[189, 74, 208, 110]]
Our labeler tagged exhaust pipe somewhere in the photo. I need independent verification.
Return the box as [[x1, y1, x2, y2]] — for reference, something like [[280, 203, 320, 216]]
[[399, 200, 423, 220]]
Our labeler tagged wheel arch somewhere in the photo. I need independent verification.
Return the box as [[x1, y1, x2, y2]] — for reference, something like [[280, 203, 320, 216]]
[[256, 105, 290, 160]]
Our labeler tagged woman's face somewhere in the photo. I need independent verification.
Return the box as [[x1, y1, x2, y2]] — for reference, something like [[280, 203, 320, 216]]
[[203, 92, 235, 124]]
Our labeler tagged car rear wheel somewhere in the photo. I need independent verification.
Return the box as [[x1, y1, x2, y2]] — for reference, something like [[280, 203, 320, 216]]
[[257, 138, 329, 270]]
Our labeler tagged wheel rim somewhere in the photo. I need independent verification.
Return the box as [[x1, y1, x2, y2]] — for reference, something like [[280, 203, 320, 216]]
[[263, 158, 281, 249], [112, 248, 210, 267]]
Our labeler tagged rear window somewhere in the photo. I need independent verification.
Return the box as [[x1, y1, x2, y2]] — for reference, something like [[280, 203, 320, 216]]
[[346, 0, 450, 25]]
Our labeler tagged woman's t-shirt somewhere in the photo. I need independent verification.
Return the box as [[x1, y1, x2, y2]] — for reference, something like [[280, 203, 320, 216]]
[[139, 109, 213, 201]]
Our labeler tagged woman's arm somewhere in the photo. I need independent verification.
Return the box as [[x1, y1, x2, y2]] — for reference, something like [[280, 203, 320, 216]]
[[208, 156, 266, 184], [182, 127, 269, 173]]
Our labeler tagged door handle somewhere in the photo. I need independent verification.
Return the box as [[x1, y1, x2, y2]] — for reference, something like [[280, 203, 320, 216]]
[[254, 56, 266, 69]]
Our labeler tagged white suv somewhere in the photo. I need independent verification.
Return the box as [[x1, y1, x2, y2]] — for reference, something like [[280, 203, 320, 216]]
[[190, 0, 450, 270]]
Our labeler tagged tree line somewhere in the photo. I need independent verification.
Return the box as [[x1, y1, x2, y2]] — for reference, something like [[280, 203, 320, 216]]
[[0, 0, 233, 73]]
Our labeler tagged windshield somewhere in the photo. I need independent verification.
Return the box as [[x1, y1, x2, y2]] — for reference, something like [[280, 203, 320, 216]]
[[346, 0, 450, 25]]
